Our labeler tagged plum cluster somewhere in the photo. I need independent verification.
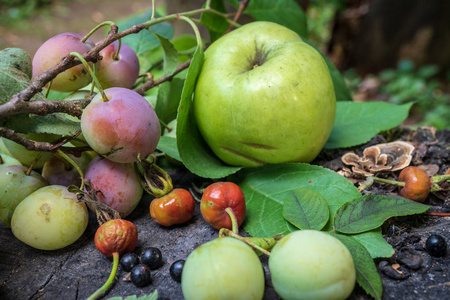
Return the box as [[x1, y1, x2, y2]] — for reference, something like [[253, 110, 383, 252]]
[[0, 30, 162, 251]]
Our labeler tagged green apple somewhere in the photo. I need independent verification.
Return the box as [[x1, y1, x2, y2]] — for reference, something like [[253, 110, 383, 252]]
[[269, 230, 356, 300], [193, 21, 336, 167]]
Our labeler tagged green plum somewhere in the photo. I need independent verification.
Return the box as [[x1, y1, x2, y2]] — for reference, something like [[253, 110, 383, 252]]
[[0, 153, 22, 169], [269, 230, 356, 300], [182, 237, 265, 300], [11, 185, 89, 250], [194, 21, 336, 167]]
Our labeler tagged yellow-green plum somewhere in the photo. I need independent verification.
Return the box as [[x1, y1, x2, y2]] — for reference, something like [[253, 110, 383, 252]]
[[194, 21, 336, 167], [269, 230, 356, 300], [32, 32, 95, 92], [182, 237, 265, 300], [11, 185, 89, 250]]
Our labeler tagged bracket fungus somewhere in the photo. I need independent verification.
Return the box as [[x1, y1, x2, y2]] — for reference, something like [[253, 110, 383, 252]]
[[342, 141, 415, 177]]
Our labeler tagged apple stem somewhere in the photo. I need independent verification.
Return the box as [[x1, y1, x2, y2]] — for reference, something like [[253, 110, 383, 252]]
[[86, 252, 119, 300], [56, 149, 85, 190], [219, 228, 271, 256], [225, 207, 239, 234], [69, 52, 108, 102], [81, 21, 116, 43], [44, 80, 53, 98], [358, 176, 405, 192]]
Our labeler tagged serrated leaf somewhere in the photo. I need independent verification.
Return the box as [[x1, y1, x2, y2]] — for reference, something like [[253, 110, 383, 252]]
[[116, 10, 174, 55], [334, 194, 430, 234], [227, 0, 307, 37], [155, 78, 184, 125], [201, 0, 229, 42], [233, 163, 360, 237], [325, 101, 413, 149], [148, 31, 178, 76], [157, 136, 181, 162], [352, 229, 395, 259], [282, 188, 329, 231], [176, 46, 241, 178], [331, 233, 383, 300]]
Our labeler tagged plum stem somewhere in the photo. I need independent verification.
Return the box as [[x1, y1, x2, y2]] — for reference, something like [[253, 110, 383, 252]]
[[151, 0, 156, 19], [87, 252, 119, 300], [220, 228, 271, 256], [55, 149, 84, 189], [112, 39, 121, 61], [69, 52, 108, 101], [176, 16, 203, 50], [81, 21, 116, 43], [358, 176, 405, 192], [225, 207, 239, 234]]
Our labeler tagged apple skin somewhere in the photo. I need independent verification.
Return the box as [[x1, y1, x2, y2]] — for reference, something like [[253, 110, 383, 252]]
[[193, 21, 336, 167], [32, 32, 95, 92], [97, 41, 140, 89]]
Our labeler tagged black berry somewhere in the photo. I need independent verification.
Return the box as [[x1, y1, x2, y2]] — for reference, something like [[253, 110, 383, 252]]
[[130, 264, 152, 287], [140, 247, 163, 269], [120, 253, 140, 272], [169, 259, 185, 282], [425, 234, 447, 257]]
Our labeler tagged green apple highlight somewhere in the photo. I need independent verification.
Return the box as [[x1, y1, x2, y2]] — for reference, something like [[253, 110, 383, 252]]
[[193, 21, 336, 167]]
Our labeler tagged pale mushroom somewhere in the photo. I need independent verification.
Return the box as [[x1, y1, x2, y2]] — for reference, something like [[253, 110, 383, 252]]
[[341, 141, 415, 177]]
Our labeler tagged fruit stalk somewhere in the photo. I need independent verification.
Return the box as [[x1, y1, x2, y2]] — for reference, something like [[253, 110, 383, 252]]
[[219, 228, 271, 256], [87, 252, 119, 300], [225, 207, 239, 234], [69, 52, 107, 101]]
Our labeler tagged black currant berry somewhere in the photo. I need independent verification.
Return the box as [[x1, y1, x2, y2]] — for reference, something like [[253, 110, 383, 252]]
[[120, 253, 140, 272], [140, 247, 163, 269], [425, 234, 447, 257], [169, 259, 185, 282], [130, 264, 152, 287]]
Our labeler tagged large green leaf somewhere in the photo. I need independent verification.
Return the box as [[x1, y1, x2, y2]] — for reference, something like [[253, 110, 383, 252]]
[[5, 113, 81, 136], [234, 163, 360, 237], [176, 47, 241, 179], [325, 101, 413, 149], [331, 233, 383, 300], [116, 10, 174, 55], [334, 194, 430, 234], [227, 0, 307, 37]]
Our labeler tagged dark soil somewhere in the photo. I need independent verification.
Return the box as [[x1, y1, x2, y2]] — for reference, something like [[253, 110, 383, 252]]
[[0, 126, 449, 300]]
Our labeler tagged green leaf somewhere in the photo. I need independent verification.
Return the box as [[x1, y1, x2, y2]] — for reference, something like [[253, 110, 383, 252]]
[[331, 233, 383, 300], [157, 136, 181, 162], [155, 78, 184, 125], [325, 101, 413, 149], [282, 188, 329, 231], [352, 229, 395, 259], [234, 163, 360, 237], [148, 31, 178, 76], [302, 40, 353, 102], [176, 46, 241, 179], [0, 48, 44, 106], [201, 0, 229, 42], [227, 0, 307, 38], [6, 114, 81, 136], [334, 194, 430, 234], [116, 10, 174, 55]]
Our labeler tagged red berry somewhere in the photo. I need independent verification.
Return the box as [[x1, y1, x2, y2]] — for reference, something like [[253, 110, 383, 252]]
[[398, 166, 431, 203]]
